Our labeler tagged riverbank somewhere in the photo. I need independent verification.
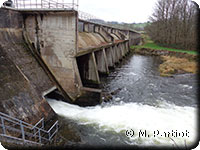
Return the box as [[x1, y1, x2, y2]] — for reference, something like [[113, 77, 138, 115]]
[[131, 47, 198, 77], [159, 56, 197, 77], [131, 38, 198, 55]]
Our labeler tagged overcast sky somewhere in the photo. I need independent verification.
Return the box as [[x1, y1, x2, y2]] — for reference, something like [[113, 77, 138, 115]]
[[0, 0, 199, 23], [78, 0, 158, 23], [79, 0, 199, 23]]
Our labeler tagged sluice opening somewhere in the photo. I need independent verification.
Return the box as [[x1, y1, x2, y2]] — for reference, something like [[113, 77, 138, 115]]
[[76, 54, 100, 88], [43, 87, 65, 102]]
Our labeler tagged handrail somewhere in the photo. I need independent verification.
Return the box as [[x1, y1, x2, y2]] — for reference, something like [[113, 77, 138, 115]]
[[47, 120, 58, 133], [9, 0, 79, 10], [31, 118, 44, 130], [0, 124, 47, 141], [78, 11, 100, 22], [0, 134, 42, 145], [0, 112, 59, 145], [0, 112, 32, 128]]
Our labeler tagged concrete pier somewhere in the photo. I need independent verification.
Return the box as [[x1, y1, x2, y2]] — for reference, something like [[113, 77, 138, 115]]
[[0, 8, 57, 125]]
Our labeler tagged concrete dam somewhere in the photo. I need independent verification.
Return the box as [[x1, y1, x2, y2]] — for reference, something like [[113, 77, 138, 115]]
[[0, 1, 141, 146]]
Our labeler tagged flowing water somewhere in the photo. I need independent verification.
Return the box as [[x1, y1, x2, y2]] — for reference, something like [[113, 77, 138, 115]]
[[47, 54, 198, 148]]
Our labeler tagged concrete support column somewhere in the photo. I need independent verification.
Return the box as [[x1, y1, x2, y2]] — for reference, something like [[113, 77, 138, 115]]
[[88, 52, 100, 84], [112, 46, 116, 64], [105, 47, 114, 68], [83, 23, 89, 32], [126, 41, 130, 52], [121, 43, 126, 57], [102, 49, 109, 73], [88, 24, 94, 32], [124, 43, 127, 56], [116, 44, 122, 61], [113, 45, 120, 63], [78, 21, 84, 32], [95, 49, 109, 74], [107, 28, 112, 34], [119, 44, 124, 58], [124, 42, 128, 54], [118, 43, 123, 60], [74, 59, 83, 87], [110, 46, 116, 66], [94, 25, 100, 33], [124, 41, 127, 54]]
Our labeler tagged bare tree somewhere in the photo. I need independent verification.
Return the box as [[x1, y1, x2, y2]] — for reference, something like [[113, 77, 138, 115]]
[[145, 0, 198, 50]]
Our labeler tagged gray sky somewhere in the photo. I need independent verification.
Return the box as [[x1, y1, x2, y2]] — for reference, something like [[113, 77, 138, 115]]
[[79, 0, 200, 23], [78, 0, 158, 23], [0, 0, 199, 23]]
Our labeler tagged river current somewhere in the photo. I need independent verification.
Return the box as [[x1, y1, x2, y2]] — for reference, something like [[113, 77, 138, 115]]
[[47, 54, 198, 148]]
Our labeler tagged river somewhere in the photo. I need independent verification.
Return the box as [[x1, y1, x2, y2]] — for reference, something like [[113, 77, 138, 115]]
[[47, 54, 198, 148]]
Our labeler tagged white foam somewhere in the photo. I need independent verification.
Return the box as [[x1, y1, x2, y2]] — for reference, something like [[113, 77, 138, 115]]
[[114, 97, 121, 101], [180, 84, 193, 89], [48, 99, 197, 147], [128, 72, 137, 76]]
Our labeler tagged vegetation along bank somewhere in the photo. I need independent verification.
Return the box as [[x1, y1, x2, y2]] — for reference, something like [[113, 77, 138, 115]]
[[131, 41, 198, 77]]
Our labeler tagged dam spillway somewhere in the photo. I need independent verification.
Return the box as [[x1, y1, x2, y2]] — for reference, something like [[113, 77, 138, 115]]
[[22, 9, 141, 104], [0, 2, 141, 145]]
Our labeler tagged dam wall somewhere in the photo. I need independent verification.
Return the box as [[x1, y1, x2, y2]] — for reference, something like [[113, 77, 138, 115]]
[[0, 7, 141, 115], [21, 9, 141, 105], [0, 8, 57, 125], [23, 10, 82, 101]]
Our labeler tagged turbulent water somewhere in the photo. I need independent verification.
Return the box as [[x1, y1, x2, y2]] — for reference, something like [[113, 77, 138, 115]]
[[47, 54, 198, 148]]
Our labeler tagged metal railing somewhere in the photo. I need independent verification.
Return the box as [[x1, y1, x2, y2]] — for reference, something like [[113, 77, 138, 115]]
[[9, 0, 79, 10], [78, 11, 100, 21], [0, 112, 59, 145], [3, 0, 103, 24]]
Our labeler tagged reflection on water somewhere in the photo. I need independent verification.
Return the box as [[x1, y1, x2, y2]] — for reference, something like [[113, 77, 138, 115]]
[[47, 54, 198, 147]]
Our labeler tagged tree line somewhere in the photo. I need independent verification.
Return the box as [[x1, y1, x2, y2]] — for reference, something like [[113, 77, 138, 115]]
[[145, 0, 198, 50]]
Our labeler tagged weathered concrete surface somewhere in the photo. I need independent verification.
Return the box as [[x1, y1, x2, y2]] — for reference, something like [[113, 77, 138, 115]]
[[94, 25, 114, 42], [23, 10, 82, 101], [111, 29, 125, 40], [105, 47, 115, 68], [0, 8, 56, 124], [0, 9, 22, 28], [95, 49, 109, 75], [110, 33, 120, 41], [88, 52, 100, 84], [78, 32, 108, 50]]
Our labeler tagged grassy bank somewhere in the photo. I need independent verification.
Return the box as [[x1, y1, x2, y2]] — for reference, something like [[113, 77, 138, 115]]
[[131, 40, 198, 55], [159, 56, 197, 77], [131, 36, 198, 76]]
